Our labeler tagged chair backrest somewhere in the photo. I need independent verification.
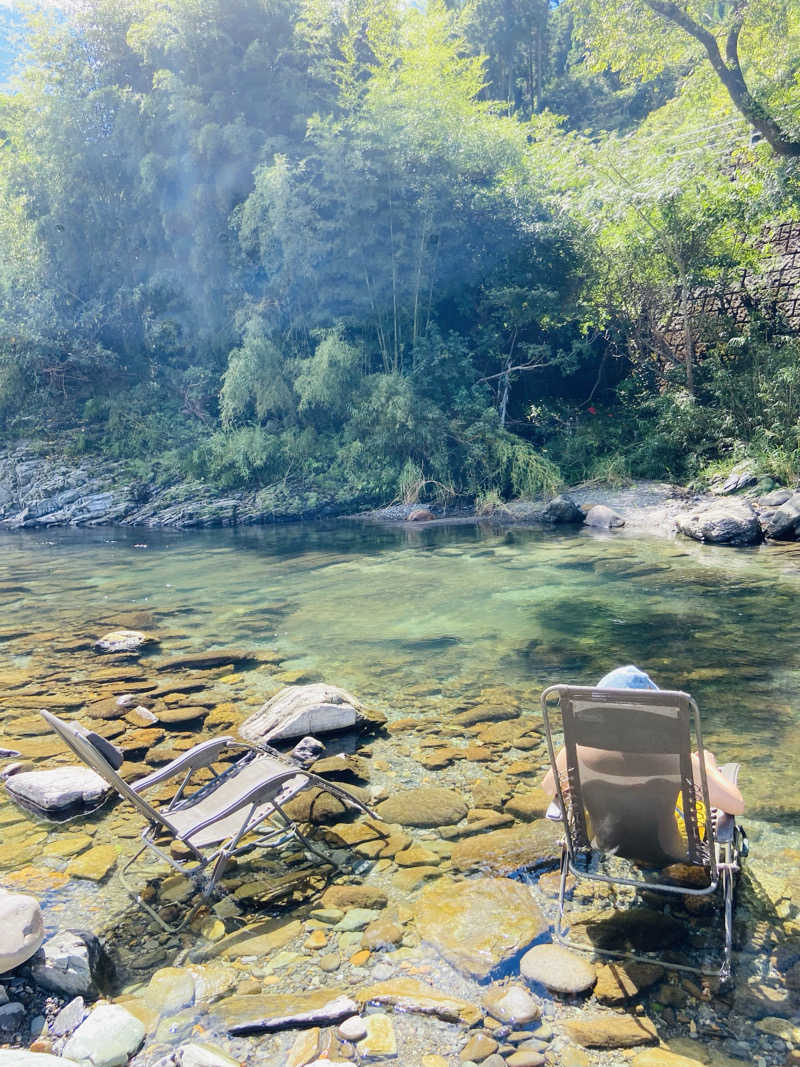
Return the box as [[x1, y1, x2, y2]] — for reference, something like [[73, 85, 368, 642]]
[[541, 685, 715, 871], [40, 709, 178, 835]]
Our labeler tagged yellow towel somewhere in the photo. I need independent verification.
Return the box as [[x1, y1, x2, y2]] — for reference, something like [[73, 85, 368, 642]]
[[675, 792, 707, 842]]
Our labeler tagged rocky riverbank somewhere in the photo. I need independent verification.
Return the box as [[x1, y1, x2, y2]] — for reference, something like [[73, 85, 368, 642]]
[[4, 445, 800, 545]]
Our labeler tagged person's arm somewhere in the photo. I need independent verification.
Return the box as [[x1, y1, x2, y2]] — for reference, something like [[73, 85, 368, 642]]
[[692, 750, 745, 815], [540, 746, 568, 798]]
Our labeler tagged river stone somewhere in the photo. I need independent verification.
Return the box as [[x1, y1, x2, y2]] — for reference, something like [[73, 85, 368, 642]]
[[354, 978, 481, 1026], [0, 890, 44, 975], [239, 684, 385, 743], [542, 495, 584, 524], [414, 876, 548, 979], [763, 492, 800, 539], [94, 630, 152, 654], [51, 996, 87, 1037], [375, 787, 467, 827], [156, 705, 209, 726], [63, 1003, 146, 1066], [217, 918, 302, 959], [358, 1013, 396, 1058], [631, 1051, 707, 1067], [5, 767, 110, 812], [594, 961, 664, 1004], [31, 931, 106, 997], [584, 505, 625, 529], [171, 1043, 242, 1067], [520, 944, 596, 994], [676, 501, 762, 546], [321, 885, 388, 911], [453, 704, 520, 727], [66, 845, 118, 882], [0, 1055, 82, 1066], [483, 984, 541, 1025], [561, 1014, 658, 1049], [450, 820, 560, 874], [221, 990, 358, 1032], [460, 1032, 498, 1061], [144, 966, 196, 1014]]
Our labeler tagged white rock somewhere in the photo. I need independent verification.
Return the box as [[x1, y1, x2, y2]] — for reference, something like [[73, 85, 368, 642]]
[[337, 1015, 368, 1041], [93, 630, 150, 654], [6, 767, 109, 812], [177, 1043, 242, 1067], [239, 684, 367, 743], [0, 891, 44, 975], [31, 931, 99, 996], [62, 1003, 145, 1066]]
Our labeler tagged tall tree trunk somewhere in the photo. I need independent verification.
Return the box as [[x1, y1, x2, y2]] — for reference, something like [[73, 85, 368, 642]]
[[643, 0, 800, 157]]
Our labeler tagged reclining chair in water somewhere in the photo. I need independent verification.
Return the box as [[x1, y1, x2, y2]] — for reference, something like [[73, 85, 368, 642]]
[[41, 709, 381, 932], [540, 685, 747, 980]]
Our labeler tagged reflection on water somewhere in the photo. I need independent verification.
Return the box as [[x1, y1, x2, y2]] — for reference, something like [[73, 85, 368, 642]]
[[0, 520, 799, 1060], [4, 522, 797, 804]]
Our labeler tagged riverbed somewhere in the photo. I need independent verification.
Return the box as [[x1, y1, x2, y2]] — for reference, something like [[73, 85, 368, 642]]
[[0, 521, 798, 1065]]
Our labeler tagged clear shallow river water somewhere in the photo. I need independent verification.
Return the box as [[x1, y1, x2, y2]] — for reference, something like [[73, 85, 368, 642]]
[[0, 520, 798, 1064]]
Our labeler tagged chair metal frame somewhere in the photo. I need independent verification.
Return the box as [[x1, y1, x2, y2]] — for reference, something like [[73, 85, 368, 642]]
[[40, 709, 381, 932], [540, 684, 744, 980]]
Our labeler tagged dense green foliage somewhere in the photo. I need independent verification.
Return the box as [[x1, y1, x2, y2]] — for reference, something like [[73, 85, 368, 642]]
[[1, 0, 799, 509]]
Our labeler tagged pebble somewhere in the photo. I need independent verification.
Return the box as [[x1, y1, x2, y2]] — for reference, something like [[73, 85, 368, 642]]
[[337, 1015, 368, 1041], [520, 944, 597, 995]]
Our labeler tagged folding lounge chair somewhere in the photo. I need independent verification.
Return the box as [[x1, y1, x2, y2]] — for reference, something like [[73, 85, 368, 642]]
[[540, 685, 747, 980], [41, 709, 381, 932]]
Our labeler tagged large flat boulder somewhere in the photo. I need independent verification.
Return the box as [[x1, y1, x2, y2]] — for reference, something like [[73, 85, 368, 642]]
[[413, 876, 548, 979], [375, 787, 468, 828], [6, 767, 110, 813], [239, 684, 385, 744], [450, 820, 561, 874], [676, 501, 762, 546], [0, 890, 44, 975]]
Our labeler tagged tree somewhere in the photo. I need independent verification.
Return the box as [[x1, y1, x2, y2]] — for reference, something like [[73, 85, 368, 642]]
[[571, 0, 800, 155]]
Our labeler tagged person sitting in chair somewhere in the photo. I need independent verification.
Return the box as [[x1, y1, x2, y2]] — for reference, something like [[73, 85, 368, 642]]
[[540, 664, 745, 816]]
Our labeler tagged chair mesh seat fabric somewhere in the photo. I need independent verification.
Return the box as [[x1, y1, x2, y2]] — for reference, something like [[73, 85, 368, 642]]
[[161, 757, 308, 847]]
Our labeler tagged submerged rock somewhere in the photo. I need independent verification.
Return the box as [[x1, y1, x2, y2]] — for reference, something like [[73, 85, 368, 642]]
[[221, 990, 358, 1033], [0, 890, 44, 975], [93, 630, 153, 654], [375, 787, 468, 828], [520, 944, 596, 995], [413, 876, 548, 979], [354, 977, 481, 1026], [450, 820, 560, 874], [239, 684, 385, 744], [561, 1014, 658, 1049]]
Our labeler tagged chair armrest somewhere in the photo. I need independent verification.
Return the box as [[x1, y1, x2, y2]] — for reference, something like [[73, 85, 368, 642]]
[[131, 737, 239, 793]]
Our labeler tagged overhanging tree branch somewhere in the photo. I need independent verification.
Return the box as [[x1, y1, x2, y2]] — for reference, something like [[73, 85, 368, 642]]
[[643, 0, 800, 157]]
